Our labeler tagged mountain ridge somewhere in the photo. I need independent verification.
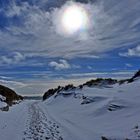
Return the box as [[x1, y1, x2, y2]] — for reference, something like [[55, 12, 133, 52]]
[[43, 69, 140, 100]]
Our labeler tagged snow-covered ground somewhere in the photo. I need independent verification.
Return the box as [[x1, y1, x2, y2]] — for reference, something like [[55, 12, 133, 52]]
[[0, 80, 140, 140], [0, 101, 7, 108], [41, 80, 140, 140], [0, 100, 63, 140], [0, 100, 28, 140]]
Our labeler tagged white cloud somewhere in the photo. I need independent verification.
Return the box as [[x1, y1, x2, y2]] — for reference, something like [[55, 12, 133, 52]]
[[0, 79, 26, 91], [87, 66, 92, 69], [61, 71, 135, 81], [0, 76, 12, 80], [0, 0, 140, 59], [0, 52, 25, 65], [4, 71, 135, 95], [119, 45, 140, 57], [125, 63, 132, 67], [5, 2, 25, 17], [49, 59, 71, 70]]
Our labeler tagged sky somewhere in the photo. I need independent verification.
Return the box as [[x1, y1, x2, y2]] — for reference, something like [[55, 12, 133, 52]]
[[0, 0, 140, 95]]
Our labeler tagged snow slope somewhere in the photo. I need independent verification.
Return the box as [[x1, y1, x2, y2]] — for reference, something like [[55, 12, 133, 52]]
[[0, 79, 140, 140], [0, 100, 63, 140], [0, 101, 28, 140], [41, 80, 140, 140]]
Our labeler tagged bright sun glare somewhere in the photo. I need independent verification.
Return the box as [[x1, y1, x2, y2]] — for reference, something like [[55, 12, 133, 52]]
[[61, 4, 89, 35]]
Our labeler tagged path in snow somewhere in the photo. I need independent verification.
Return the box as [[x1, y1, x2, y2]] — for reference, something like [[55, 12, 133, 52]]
[[23, 101, 63, 140]]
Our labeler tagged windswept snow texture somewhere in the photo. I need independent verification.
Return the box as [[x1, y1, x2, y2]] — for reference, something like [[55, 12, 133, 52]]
[[42, 80, 140, 140], [0, 80, 140, 140]]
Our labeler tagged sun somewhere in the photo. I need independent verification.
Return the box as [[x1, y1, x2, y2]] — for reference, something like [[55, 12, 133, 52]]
[[60, 4, 89, 35]]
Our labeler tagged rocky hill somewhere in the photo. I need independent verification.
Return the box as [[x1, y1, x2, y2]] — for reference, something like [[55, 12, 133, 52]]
[[43, 70, 140, 101], [43, 78, 118, 100], [0, 84, 23, 106]]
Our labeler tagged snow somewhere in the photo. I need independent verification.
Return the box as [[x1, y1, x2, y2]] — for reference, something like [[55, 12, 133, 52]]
[[0, 101, 7, 108], [0, 101, 28, 140], [0, 95, 7, 108], [0, 100, 63, 140], [0, 80, 140, 140], [0, 95, 6, 101], [41, 80, 140, 140]]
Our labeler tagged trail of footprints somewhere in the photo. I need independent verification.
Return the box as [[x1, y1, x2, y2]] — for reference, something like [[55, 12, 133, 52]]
[[23, 102, 63, 140]]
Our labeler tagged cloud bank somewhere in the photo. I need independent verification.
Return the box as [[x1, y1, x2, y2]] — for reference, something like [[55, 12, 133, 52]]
[[0, 52, 25, 65], [0, 0, 140, 95], [0, 0, 140, 60], [119, 45, 140, 57]]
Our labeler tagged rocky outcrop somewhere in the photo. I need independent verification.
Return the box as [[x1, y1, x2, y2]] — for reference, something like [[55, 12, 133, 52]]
[[43, 88, 58, 101], [118, 70, 140, 84], [43, 84, 76, 101], [42, 78, 118, 101], [128, 70, 140, 83], [0, 84, 23, 106], [42, 70, 140, 101], [82, 78, 118, 87], [118, 79, 130, 85]]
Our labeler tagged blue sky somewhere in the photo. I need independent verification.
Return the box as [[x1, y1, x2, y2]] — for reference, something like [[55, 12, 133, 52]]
[[0, 0, 140, 95]]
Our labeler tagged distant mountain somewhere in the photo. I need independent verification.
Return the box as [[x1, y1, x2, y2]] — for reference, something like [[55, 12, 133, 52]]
[[0, 84, 23, 106], [43, 70, 140, 101], [43, 78, 118, 100]]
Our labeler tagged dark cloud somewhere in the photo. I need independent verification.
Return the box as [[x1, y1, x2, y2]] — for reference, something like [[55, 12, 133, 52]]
[[74, 0, 97, 4]]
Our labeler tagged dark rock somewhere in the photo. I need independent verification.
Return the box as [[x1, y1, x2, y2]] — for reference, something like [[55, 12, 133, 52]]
[[83, 78, 118, 87], [0, 84, 23, 106], [101, 136, 109, 140], [43, 88, 57, 101], [0, 105, 9, 111], [79, 85, 83, 89], [43, 84, 76, 100], [119, 79, 130, 85], [63, 84, 76, 91], [108, 104, 124, 111], [128, 70, 140, 83]]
